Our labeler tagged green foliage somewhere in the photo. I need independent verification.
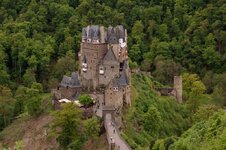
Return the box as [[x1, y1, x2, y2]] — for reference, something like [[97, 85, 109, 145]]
[[78, 94, 93, 107], [51, 103, 100, 149], [123, 74, 191, 149], [170, 110, 226, 150], [31, 82, 43, 93], [51, 103, 82, 149], [0, 0, 224, 92], [153, 56, 181, 85], [0, 86, 15, 130], [83, 117, 100, 141], [143, 106, 162, 137], [15, 140, 23, 150], [182, 73, 206, 99], [193, 105, 220, 122]]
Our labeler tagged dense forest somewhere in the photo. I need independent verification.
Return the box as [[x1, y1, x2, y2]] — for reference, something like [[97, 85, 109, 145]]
[[0, 0, 226, 149]]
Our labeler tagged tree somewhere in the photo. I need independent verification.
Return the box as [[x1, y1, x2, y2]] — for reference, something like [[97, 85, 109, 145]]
[[78, 94, 93, 107], [23, 69, 36, 87], [51, 52, 78, 80], [0, 86, 15, 130], [14, 86, 28, 116], [182, 73, 206, 100], [143, 106, 162, 137], [193, 105, 219, 122], [153, 56, 181, 85], [26, 88, 42, 117], [83, 117, 100, 141], [51, 103, 82, 149]]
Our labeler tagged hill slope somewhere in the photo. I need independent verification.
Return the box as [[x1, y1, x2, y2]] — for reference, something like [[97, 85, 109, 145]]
[[122, 73, 191, 149], [170, 110, 226, 150]]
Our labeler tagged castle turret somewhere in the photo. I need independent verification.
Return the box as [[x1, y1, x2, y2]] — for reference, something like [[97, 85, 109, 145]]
[[174, 76, 182, 103]]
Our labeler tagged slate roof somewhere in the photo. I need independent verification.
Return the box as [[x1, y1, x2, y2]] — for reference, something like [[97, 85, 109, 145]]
[[103, 47, 117, 62], [91, 25, 100, 40], [85, 25, 100, 40], [116, 25, 125, 39], [107, 25, 125, 44], [111, 70, 128, 88], [123, 60, 129, 69], [82, 25, 126, 44], [118, 71, 128, 86], [60, 72, 81, 88]]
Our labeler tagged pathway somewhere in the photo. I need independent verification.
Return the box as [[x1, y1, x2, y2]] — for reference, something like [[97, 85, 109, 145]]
[[104, 113, 131, 150], [92, 93, 104, 118], [92, 93, 131, 150]]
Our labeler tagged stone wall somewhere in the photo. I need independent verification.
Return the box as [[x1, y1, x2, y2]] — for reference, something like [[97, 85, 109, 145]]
[[79, 43, 108, 89], [99, 61, 120, 86], [173, 76, 183, 103], [105, 86, 124, 108]]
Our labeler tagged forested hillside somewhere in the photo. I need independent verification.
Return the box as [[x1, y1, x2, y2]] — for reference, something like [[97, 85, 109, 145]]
[[0, 0, 226, 149]]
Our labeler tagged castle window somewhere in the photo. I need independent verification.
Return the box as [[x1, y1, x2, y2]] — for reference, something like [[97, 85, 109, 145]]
[[111, 66, 114, 68], [99, 66, 104, 75], [113, 87, 118, 92]]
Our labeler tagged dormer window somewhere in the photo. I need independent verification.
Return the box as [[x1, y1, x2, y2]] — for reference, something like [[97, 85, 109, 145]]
[[87, 38, 91, 43], [99, 66, 104, 75]]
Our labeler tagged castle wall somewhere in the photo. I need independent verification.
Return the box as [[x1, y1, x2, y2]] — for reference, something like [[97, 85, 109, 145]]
[[105, 86, 123, 108], [124, 85, 131, 106], [99, 61, 120, 86], [79, 43, 108, 89]]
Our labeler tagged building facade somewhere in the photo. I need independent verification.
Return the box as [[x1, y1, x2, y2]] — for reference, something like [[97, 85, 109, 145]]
[[79, 25, 131, 108], [53, 25, 131, 111]]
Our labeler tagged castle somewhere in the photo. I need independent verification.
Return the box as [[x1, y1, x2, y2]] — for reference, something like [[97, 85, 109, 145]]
[[54, 25, 131, 110]]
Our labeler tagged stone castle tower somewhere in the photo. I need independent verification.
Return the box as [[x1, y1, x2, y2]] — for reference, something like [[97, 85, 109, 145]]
[[79, 25, 131, 108], [173, 76, 182, 103]]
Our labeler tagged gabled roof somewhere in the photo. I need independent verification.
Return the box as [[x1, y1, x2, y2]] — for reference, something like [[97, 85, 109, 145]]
[[60, 72, 81, 88], [86, 25, 100, 40], [116, 25, 125, 39], [103, 48, 117, 62], [109, 71, 128, 88], [118, 71, 128, 86], [123, 60, 129, 69]]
